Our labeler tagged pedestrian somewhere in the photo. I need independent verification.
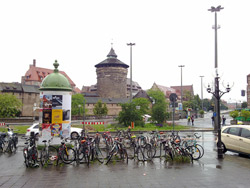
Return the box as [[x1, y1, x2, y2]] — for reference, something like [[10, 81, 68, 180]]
[[211, 116, 214, 126], [191, 115, 194, 126], [222, 115, 226, 125], [187, 116, 191, 125]]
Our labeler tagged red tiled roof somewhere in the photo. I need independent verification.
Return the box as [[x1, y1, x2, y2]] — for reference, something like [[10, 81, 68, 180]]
[[171, 85, 194, 95], [24, 63, 75, 87]]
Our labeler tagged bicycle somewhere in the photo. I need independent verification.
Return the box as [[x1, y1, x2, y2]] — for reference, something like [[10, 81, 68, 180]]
[[0, 132, 7, 153], [89, 133, 105, 164], [40, 138, 58, 166], [23, 132, 39, 167], [182, 133, 204, 160], [132, 133, 153, 161], [106, 137, 128, 165], [4, 128, 18, 153], [56, 137, 76, 166]]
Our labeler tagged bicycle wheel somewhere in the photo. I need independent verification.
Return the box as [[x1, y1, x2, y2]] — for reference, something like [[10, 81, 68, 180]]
[[23, 148, 29, 167], [46, 146, 58, 165], [106, 151, 114, 165], [95, 146, 105, 163], [144, 144, 153, 160], [137, 147, 145, 161], [121, 148, 128, 164], [195, 144, 204, 159], [187, 145, 200, 160], [63, 148, 76, 164], [40, 148, 47, 166], [164, 146, 173, 161]]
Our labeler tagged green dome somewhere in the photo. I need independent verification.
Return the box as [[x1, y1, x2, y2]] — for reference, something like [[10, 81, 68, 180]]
[[39, 60, 72, 91]]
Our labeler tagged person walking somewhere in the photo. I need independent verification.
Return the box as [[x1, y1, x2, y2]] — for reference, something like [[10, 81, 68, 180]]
[[187, 116, 191, 125], [191, 115, 194, 126], [222, 115, 226, 125]]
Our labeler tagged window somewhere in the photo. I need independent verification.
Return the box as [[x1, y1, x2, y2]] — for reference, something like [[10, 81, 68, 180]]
[[241, 128, 250, 139], [228, 127, 240, 136], [222, 128, 230, 134]]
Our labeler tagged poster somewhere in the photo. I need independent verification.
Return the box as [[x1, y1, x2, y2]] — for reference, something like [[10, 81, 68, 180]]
[[52, 109, 63, 124], [43, 109, 52, 124], [52, 95, 62, 109], [51, 123, 62, 137], [41, 124, 52, 140], [43, 95, 52, 109], [61, 123, 70, 138]]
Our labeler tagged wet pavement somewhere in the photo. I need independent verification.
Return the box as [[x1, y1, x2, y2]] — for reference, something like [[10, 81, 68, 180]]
[[0, 131, 250, 188]]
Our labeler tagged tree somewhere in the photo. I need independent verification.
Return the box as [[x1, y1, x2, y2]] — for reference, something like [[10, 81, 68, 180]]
[[241, 101, 248, 109], [147, 89, 169, 124], [117, 102, 143, 126], [93, 100, 108, 119], [132, 98, 150, 115], [71, 94, 86, 116], [0, 93, 22, 118]]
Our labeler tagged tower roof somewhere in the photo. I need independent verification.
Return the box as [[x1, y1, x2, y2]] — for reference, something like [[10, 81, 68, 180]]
[[95, 48, 129, 68]]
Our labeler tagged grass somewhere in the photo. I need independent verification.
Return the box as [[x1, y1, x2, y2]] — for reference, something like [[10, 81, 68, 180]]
[[0, 123, 189, 135], [0, 125, 29, 134], [72, 123, 189, 132]]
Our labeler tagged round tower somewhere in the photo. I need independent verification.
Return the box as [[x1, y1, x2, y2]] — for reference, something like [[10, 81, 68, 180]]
[[95, 48, 129, 98]]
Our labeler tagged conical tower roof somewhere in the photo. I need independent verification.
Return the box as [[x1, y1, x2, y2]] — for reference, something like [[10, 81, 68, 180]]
[[95, 48, 129, 68], [39, 60, 72, 91]]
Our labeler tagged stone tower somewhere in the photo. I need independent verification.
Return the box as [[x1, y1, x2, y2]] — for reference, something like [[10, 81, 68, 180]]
[[95, 48, 129, 98]]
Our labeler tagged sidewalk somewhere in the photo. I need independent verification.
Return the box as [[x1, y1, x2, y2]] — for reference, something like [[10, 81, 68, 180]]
[[0, 132, 250, 188]]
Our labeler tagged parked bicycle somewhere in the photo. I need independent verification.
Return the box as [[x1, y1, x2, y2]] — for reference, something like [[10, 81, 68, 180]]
[[56, 137, 75, 166], [40, 138, 58, 166], [106, 136, 128, 164], [23, 132, 39, 167]]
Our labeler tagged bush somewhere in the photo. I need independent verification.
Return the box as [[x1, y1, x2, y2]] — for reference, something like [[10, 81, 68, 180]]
[[240, 110, 250, 121], [229, 111, 239, 120]]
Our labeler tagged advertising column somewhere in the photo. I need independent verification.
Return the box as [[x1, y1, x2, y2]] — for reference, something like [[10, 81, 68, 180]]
[[40, 91, 71, 140]]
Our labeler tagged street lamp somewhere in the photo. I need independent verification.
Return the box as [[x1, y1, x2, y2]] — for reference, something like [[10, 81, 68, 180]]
[[200, 76, 204, 111], [127, 43, 135, 103], [208, 5, 230, 159], [178, 65, 185, 104]]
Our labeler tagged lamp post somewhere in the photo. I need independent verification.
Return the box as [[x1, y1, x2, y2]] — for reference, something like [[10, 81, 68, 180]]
[[208, 5, 231, 159], [200, 76, 204, 111], [178, 65, 185, 104], [127, 43, 135, 103]]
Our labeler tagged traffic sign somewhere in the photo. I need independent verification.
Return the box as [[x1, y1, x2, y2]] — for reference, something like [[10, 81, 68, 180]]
[[169, 93, 177, 102]]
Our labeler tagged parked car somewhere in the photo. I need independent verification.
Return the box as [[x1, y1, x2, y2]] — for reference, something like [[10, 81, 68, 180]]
[[25, 123, 82, 139], [218, 125, 250, 156]]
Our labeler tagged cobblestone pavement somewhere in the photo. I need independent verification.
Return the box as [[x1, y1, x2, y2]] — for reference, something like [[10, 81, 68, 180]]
[[0, 132, 250, 188]]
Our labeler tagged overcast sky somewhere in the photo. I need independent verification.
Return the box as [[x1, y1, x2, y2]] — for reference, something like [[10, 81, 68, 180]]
[[0, 0, 249, 103]]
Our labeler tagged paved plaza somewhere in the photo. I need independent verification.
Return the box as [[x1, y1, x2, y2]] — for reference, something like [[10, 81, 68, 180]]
[[0, 131, 250, 188]]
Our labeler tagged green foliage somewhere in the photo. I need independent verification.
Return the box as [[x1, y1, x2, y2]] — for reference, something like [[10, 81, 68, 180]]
[[241, 102, 248, 109], [240, 110, 250, 121], [147, 89, 168, 124], [71, 94, 85, 116], [93, 100, 108, 118], [132, 98, 150, 115], [229, 110, 239, 120], [0, 93, 22, 118], [117, 102, 143, 126], [199, 110, 204, 115]]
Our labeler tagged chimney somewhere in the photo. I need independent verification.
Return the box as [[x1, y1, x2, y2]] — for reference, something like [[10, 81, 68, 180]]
[[33, 59, 36, 67]]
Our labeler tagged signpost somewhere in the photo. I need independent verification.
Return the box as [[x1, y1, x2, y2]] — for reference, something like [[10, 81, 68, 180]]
[[169, 93, 178, 131]]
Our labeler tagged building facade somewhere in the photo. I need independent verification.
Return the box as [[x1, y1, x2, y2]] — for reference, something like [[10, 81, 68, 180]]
[[0, 82, 40, 117]]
